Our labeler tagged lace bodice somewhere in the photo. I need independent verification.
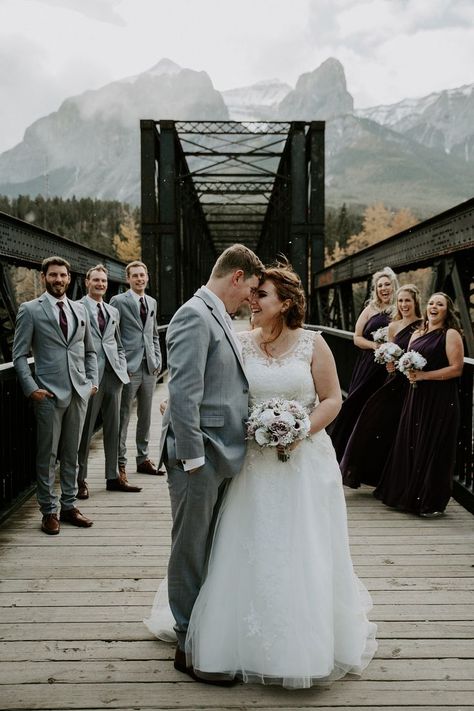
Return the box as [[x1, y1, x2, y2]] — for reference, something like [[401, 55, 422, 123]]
[[239, 329, 317, 411]]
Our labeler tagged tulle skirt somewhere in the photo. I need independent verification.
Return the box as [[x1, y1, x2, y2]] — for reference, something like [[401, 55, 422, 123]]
[[145, 431, 377, 689]]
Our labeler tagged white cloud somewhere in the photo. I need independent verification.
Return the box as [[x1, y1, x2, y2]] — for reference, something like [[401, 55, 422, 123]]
[[36, 0, 126, 25], [0, 0, 473, 151]]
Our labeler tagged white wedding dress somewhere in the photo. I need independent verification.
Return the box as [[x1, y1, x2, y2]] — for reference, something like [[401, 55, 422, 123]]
[[144, 329, 377, 688]]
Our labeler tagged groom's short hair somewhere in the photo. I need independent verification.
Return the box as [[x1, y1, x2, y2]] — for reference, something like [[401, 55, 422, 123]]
[[212, 244, 264, 280]]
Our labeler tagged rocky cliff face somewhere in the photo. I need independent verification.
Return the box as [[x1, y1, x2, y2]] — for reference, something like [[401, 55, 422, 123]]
[[357, 84, 474, 162], [221, 79, 291, 122], [278, 58, 354, 120], [0, 59, 228, 201], [0, 56, 473, 214]]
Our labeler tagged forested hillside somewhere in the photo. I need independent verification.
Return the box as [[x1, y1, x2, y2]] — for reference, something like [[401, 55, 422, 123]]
[[0, 195, 140, 260]]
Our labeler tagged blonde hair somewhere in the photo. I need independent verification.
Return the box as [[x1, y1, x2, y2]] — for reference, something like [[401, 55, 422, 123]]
[[86, 263, 108, 280], [367, 266, 399, 311], [126, 260, 148, 277]]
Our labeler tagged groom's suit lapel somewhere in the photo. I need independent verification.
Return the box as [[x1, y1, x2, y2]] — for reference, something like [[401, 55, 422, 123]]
[[195, 289, 245, 372]]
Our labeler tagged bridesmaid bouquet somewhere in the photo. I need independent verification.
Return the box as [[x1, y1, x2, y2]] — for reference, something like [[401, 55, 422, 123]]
[[396, 350, 427, 387], [246, 398, 311, 462], [371, 326, 389, 344], [374, 342, 404, 365]]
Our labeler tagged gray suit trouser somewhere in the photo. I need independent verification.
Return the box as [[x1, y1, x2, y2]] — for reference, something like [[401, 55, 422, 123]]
[[166, 456, 227, 650], [119, 362, 156, 467], [78, 366, 123, 481], [34, 392, 88, 514]]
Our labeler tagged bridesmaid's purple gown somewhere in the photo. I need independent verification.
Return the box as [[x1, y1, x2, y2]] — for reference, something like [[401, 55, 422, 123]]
[[340, 321, 422, 488], [374, 329, 460, 515], [329, 311, 390, 462]]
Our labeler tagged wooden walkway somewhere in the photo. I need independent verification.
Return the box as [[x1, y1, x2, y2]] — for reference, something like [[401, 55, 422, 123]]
[[1, 382, 473, 710]]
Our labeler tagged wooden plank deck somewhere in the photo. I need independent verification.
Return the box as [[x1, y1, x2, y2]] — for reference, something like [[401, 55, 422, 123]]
[[1, 381, 473, 710]]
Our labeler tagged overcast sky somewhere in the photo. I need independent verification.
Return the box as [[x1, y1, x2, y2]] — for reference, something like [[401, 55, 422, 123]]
[[1, 0, 474, 153]]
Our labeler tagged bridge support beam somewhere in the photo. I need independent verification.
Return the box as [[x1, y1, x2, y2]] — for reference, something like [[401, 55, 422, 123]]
[[140, 120, 159, 305], [308, 121, 325, 322], [289, 122, 308, 295], [158, 121, 180, 324]]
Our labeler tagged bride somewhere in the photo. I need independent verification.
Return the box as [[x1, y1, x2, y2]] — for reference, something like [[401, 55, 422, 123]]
[[145, 262, 377, 689]]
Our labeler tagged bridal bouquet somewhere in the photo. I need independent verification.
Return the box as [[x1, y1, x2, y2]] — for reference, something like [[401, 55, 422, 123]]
[[371, 326, 389, 344], [397, 350, 427, 388], [374, 342, 404, 365], [246, 398, 311, 462]]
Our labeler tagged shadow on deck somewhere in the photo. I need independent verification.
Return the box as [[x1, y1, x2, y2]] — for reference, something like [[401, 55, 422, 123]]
[[0, 382, 473, 710]]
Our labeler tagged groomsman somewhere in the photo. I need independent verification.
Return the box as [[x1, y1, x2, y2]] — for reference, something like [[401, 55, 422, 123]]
[[13, 256, 98, 535], [110, 261, 162, 479], [77, 264, 142, 497]]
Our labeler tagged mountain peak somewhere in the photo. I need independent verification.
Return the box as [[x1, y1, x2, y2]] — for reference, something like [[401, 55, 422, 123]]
[[278, 57, 353, 120], [146, 58, 183, 76]]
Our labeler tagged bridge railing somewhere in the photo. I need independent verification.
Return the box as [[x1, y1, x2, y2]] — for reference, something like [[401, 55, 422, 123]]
[[307, 324, 474, 514]]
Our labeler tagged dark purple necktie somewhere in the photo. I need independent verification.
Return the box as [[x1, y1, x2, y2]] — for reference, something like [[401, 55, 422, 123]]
[[97, 303, 106, 334], [139, 297, 147, 327], [57, 301, 68, 340]]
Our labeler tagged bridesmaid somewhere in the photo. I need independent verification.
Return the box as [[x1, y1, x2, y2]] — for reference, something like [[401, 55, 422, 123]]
[[329, 266, 399, 461], [374, 293, 464, 517], [340, 284, 423, 488]]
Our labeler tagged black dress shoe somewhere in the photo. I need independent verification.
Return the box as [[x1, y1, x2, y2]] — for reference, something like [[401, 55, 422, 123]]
[[106, 473, 142, 492], [174, 647, 236, 686]]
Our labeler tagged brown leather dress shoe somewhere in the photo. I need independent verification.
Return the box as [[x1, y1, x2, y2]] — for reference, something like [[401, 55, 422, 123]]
[[174, 647, 236, 686], [41, 513, 60, 535], [60, 507, 93, 527], [137, 459, 164, 476], [106, 472, 142, 492], [77, 480, 89, 499]]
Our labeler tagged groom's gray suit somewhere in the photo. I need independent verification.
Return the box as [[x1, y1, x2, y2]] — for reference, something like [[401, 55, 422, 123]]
[[13, 295, 98, 514], [160, 287, 250, 650]]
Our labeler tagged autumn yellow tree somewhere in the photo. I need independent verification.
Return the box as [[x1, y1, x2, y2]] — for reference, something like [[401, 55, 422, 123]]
[[325, 203, 419, 265], [113, 210, 141, 263]]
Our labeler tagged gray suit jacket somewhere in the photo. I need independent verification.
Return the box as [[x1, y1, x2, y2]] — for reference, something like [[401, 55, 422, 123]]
[[160, 288, 249, 478], [13, 295, 98, 408], [109, 291, 161, 375], [78, 297, 129, 385]]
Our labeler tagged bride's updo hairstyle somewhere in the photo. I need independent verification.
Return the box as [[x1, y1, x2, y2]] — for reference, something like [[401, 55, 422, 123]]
[[264, 259, 306, 330]]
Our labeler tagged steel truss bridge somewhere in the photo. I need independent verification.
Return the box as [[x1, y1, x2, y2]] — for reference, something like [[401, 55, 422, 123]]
[[140, 120, 325, 323]]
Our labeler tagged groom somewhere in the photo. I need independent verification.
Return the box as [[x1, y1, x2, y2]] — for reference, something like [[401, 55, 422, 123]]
[[160, 244, 263, 682]]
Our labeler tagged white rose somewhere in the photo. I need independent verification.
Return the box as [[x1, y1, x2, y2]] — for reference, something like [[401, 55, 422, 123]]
[[255, 428, 271, 445], [260, 409, 277, 426], [278, 412, 296, 427]]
